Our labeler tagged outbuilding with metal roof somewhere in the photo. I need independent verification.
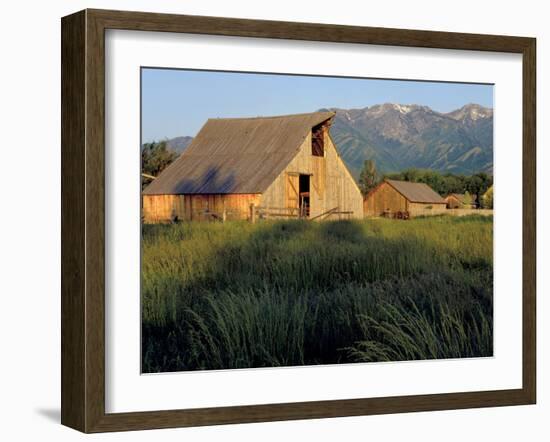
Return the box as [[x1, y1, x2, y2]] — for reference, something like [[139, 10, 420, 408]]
[[363, 179, 447, 218]]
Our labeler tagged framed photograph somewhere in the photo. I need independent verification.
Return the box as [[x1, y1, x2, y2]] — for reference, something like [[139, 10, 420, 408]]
[[61, 9, 536, 433]]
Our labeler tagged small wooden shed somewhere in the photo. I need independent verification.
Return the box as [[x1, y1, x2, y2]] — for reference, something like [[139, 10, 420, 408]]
[[444, 193, 477, 209], [142, 112, 363, 222], [364, 179, 447, 218]]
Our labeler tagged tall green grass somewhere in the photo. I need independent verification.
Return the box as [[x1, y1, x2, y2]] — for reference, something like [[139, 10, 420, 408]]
[[142, 216, 493, 372]]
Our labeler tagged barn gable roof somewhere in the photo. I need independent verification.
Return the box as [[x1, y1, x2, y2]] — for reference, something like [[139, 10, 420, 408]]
[[385, 179, 446, 204], [143, 112, 335, 195], [446, 193, 477, 203]]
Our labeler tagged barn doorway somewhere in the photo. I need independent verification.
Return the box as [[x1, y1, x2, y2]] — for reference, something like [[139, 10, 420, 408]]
[[299, 174, 311, 218]]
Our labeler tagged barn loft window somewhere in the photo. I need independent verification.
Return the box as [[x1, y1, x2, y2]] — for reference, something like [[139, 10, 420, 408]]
[[311, 123, 325, 157]]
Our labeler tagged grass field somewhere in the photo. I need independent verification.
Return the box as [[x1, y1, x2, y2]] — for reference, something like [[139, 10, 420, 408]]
[[141, 215, 493, 373]]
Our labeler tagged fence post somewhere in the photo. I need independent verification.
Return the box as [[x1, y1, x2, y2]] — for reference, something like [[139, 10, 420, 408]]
[[222, 200, 227, 223], [249, 203, 256, 224]]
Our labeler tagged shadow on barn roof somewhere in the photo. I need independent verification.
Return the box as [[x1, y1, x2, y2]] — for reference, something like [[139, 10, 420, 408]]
[[143, 112, 335, 195]]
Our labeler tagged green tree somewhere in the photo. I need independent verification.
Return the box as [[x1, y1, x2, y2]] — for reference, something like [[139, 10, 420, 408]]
[[465, 172, 492, 206], [462, 191, 473, 207], [401, 168, 421, 183], [481, 186, 494, 209], [358, 159, 379, 196], [141, 141, 178, 189]]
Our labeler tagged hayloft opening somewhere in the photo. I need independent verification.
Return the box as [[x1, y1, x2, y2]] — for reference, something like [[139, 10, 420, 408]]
[[311, 123, 325, 157]]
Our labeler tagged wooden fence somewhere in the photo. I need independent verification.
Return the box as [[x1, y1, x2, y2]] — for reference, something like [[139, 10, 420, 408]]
[[378, 208, 494, 219], [445, 209, 493, 217], [252, 205, 353, 222]]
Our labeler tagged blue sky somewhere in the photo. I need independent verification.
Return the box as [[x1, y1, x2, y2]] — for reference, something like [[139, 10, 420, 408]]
[[141, 68, 493, 142]]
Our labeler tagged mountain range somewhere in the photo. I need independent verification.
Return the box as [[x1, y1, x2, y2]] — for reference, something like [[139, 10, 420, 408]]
[[324, 103, 493, 177], [152, 103, 493, 178], [165, 136, 194, 154]]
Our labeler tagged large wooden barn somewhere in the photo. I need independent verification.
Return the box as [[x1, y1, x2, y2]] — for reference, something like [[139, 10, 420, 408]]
[[364, 179, 447, 218], [142, 112, 363, 222]]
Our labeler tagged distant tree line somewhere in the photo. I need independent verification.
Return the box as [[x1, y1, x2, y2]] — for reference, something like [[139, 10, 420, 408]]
[[141, 150, 494, 209], [358, 159, 493, 208], [141, 141, 178, 189]]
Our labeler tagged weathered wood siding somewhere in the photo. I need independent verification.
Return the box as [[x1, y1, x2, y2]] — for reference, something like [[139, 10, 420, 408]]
[[364, 182, 408, 217], [408, 202, 448, 217], [285, 174, 299, 210], [142, 194, 261, 223], [260, 132, 363, 219]]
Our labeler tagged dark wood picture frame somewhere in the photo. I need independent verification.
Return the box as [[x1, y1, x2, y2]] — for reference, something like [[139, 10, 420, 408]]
[[61, 8, 536, 433]]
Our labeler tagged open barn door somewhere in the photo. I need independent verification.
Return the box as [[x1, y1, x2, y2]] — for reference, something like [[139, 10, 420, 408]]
[[299, 174, 311, 218]]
